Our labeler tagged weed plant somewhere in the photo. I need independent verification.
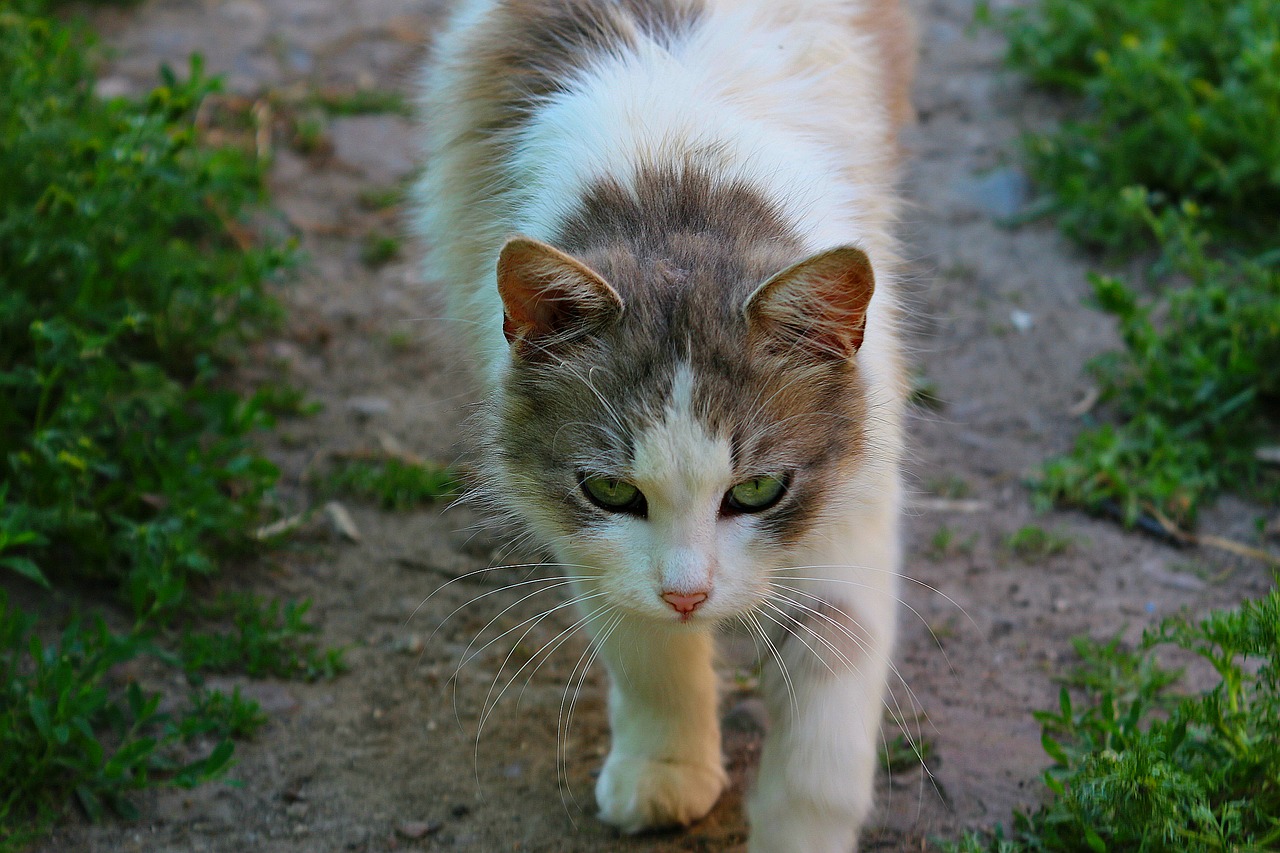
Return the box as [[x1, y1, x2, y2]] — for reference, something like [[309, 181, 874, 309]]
[[983, 0, 1280, 251], [948, 589, 1280, 852], [981, 0, 1280, 528], [1, 2, 339, 843], [0, 2, 285, 607], [957, 1, 1280, 850], [319, 458, 458, 511], [0, 591, 241, 843], [1038, 206, 1280, 527]]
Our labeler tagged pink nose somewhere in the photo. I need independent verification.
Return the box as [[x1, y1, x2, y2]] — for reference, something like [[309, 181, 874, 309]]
[[661, 591, 708, 615]]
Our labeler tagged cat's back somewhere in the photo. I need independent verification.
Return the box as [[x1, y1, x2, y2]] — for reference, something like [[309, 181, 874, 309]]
[[414, 0, 913, 381]]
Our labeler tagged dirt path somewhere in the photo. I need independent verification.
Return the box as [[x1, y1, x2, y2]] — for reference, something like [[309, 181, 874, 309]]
[[42, 0, 1272, 850]]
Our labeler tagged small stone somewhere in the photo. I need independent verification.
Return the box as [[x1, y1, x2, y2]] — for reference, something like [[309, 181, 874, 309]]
[[325, 501, 362, 543], [961, 167, 1031, 219], [1009, 309, 1034, 334], [395, 820, 442, 839], [398, 633, 426, 656], [95, 76, 135, 99], [502, 762, 524, 779]]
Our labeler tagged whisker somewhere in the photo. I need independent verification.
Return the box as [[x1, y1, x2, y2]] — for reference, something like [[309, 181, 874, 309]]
[[557, 611, 622, 821], [451, 577, 596, 671], [766, 586, 938, 790], [757, 593, 931, 791], [473, 589, 612, 734], [473, 596, 613, 753], [742, 610, 798, 719], [405, 560, 603, 630], [768, 563, 978, 632]]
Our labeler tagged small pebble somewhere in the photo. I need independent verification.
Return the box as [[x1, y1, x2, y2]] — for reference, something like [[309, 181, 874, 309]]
[[395, 820, 442, 839]]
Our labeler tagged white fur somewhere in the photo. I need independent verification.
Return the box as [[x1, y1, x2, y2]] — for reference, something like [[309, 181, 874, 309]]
[[415, 3, 909, 850]]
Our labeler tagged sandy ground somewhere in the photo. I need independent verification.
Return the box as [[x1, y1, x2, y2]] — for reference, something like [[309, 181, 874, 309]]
[[32, 0, 1274, 850]]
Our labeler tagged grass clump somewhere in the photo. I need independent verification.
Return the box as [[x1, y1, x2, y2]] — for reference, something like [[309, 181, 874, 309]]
[[983, 0, 1280, 251], [360, 231, 402, 268], [948, 589, 1280, 852], [1, 1, 340, 842], [320, 458, 458, 511], [954, 2, 1280, 849], [1003, 525, 1075, 562], [1038, 212, 1280, 527], [0, 592, 239, 839], [981, 0, 1280, 529], [181, 594, 345, 681]]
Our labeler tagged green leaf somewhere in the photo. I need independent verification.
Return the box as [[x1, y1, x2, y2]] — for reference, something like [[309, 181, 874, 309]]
[[2, 556, 50, 588]]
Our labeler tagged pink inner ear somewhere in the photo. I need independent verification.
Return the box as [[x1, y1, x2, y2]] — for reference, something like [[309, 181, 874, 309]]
[[496, 237, 622, 348], [745, 246, 876, 360]]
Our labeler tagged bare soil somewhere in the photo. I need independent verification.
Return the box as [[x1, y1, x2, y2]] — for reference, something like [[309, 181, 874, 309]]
[[36, 0, 1274, 850]]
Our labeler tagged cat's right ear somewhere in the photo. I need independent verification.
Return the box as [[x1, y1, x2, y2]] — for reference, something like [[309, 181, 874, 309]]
[[496, 237, 624, 356]]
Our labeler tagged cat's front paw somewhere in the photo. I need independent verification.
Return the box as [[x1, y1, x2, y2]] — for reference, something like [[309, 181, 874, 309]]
[[595, 753, 727, 833]]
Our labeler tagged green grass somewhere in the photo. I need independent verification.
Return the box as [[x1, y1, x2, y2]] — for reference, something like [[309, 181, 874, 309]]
[[982, 0, 1280, 252], [947, 590, 1280, 852], [1003, 525, 1075, 562], [181, 594, 345, 681], [0, 592, 239, 839], [318, 458, 458, 511], [360, 231, 402, 268], [926, 525, 976, 561], [952, 2, 1280, 851], [0, 2, 341, 843], [1037, 210, 1280, 528]]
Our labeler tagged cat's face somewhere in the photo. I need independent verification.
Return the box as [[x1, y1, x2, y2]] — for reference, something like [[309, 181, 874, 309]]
[[489, 233, 875, 626]]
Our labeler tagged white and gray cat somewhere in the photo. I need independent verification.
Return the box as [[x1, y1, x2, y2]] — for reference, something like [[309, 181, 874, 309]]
[[414, 1, 915, 850]]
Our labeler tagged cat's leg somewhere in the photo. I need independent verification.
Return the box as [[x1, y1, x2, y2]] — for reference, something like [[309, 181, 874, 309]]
[[591, 615, 727, 833], [747, 514, 901, 853]]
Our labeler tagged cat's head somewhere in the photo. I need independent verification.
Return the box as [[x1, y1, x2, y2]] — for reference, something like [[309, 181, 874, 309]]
[[485, 231, 878, 627]]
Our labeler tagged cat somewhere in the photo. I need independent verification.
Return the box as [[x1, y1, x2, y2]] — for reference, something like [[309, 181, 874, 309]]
[[412, 1, 915, 850]]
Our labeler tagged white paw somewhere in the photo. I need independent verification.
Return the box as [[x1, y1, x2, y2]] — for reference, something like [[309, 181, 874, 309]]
[[748, 788, 866, 853], [595, 753, 727, 833]]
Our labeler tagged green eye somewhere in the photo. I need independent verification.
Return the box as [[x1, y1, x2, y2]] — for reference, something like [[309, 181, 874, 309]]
[[581, 475, 646, 515], [725, 475, 787, 514]]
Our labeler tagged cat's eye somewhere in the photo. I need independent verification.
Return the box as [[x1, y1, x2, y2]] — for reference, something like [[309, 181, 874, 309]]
[[580, 474, 647, 515], [723, 475, 787, 514]]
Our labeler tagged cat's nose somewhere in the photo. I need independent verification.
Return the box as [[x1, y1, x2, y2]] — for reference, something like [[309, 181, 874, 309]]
[[661, 590, 708, 615]]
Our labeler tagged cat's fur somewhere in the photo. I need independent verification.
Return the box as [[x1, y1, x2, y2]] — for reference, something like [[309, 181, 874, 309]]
[[413, 1, 914, 850]]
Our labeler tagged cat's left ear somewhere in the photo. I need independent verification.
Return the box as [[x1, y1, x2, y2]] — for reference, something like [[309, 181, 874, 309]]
[[496, 237, 624, 354], [743, 246, 875, 361]]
